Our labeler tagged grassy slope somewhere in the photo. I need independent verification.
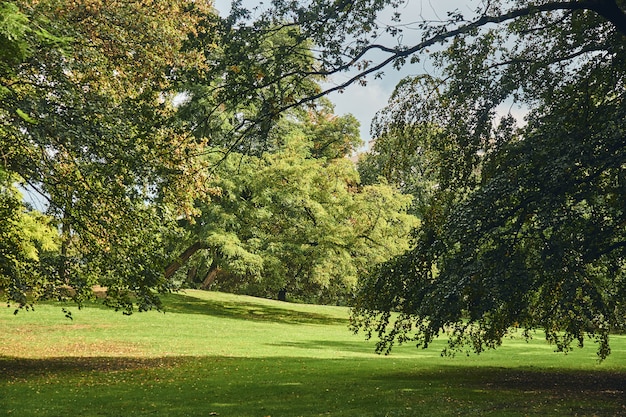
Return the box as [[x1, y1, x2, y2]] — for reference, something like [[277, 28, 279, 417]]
[[1, 290, 625, 416]]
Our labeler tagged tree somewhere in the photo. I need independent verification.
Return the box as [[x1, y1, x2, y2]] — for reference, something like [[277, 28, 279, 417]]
[[357, 118, 443, 219], [178, 18, 325, 154], [166, 106, 417, 304], [171, 22, 419, 304], [0, 167, 59, 307], [219, 0, 626, 358], [0, 1, 63, 307], [1, 0, 212, 312], [354, 3, 626, 359]]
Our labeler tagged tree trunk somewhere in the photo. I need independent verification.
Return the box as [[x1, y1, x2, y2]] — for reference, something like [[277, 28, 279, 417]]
[[186, 266, 197, 283], [200, 261, 220, 290], [165, 241, 208, 279]]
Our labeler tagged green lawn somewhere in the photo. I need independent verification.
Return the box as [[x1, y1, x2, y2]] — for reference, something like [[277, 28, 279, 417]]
[[1, 290, 625, 416]]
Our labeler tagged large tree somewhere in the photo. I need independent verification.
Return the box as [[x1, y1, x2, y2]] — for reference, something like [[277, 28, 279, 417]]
[[1, 1, 63, 307], [166, 104, 417, 304], [1, 0, 212, 312], [217, 0, 626, 358]]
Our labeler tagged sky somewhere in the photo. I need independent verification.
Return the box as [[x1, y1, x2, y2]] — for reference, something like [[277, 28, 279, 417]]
[[319, 0, 478, 145], [212, 0, 480, 146]]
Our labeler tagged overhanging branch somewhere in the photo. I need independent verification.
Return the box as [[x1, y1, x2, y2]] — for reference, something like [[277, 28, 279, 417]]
[[212, 0, 625, 156], [249, 0, 623, 122]]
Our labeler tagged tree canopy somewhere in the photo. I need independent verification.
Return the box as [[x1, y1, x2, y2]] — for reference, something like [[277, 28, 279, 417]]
[[1, 0, 417, 312], [1, 0, 213, 312], [358, 1, 626, 359], [3, 0, 624, 361]]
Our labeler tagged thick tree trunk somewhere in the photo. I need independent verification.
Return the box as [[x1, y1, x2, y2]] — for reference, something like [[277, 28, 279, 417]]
[[164, 241, 208, 279]]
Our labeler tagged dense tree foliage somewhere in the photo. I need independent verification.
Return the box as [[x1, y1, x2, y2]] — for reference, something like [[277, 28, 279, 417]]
[[355, 2, 626, 359], [0, 167, 59, 307], [1, 0, 212, 312], [167, 21, 418, 304], [166, 105, 417, 303], [178, 17, 325, 154], [219, 0, 626, 358], [6, 0, 622, 363], [1, 0, 416, 311], [0, 1, 62, 307]]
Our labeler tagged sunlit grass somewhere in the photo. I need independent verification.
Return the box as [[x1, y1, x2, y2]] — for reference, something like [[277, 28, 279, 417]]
[[1, 290, 625, 416]]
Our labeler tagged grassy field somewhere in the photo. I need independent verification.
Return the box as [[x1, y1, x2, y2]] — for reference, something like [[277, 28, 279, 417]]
[[1, 290, 625, 416]]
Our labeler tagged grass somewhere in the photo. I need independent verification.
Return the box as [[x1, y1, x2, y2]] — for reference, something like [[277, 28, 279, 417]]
[[1, 290, 625, 416]]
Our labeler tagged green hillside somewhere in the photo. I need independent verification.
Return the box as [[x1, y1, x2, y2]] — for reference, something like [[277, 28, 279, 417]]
[[1, 290, 625, 416]]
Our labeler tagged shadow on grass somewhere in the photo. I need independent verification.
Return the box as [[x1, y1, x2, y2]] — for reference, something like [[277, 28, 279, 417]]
[[160, 292, 348, 325], [0, 355, 181, 377], [2, 355, 625, 416], [268, 340, 379, 355], [377, 365, 626, 394]]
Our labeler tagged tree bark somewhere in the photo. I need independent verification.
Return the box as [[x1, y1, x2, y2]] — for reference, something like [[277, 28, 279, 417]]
[[164, 241, 208, 279], [186, 266, 198, 283], [200, 261, 220, 290]]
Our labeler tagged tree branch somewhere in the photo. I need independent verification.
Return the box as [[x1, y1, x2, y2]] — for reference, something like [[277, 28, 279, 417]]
[[164, 241, 209, 279], [586, 0, 626, 36], [253, 0, 621, 121], [209, 0, 625, 158]]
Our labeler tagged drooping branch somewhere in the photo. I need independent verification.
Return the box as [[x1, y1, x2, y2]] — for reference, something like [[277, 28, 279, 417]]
[[299, 0, 614, 98], [198, 0, 625, 162]]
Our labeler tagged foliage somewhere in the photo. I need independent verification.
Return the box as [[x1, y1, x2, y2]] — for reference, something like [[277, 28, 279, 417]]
[[0, 168, 59, 308], [0, 2, 62, 308], [207, 0, 626, 359], [170, 122, 417, 303], [358, 118, 444, 219], [172, 39, 416, 303], [0, 0, 410, 311], [345, 1, 626, 359], [0, 1, 29, 82], [300, 98, 363, 159], [0, 0, 212, 311], [178, 17, 325, 153]]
